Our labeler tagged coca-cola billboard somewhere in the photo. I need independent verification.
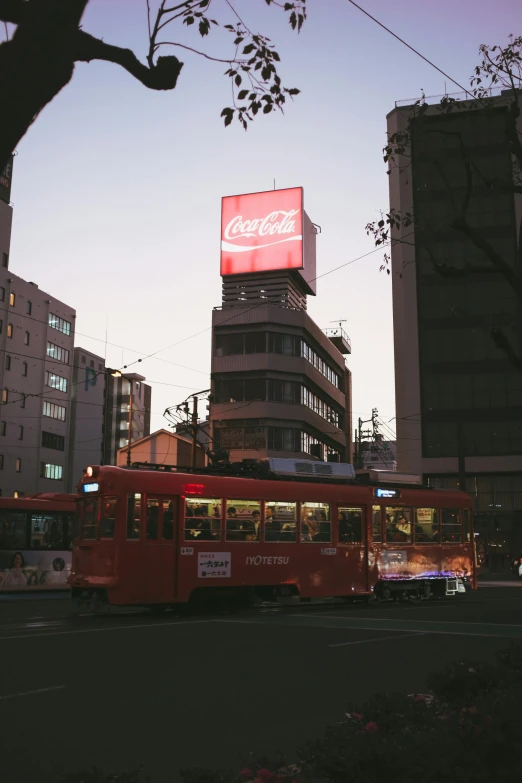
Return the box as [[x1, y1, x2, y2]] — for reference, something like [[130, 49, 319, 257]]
[[221, 187, 303, 276]]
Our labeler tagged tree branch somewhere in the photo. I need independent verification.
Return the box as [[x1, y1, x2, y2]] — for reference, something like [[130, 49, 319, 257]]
[[74, 31, 183, 90], [491, 328, 522, 372], [451, 215, 522, 299], [155, 40, 233, 64], [0, 0, 25, 24]]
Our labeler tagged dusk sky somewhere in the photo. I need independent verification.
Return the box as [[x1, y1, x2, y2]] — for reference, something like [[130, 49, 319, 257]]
[[7, 0, 516, 440]]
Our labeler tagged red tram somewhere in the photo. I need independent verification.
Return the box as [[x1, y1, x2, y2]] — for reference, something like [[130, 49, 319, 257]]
[[70, 463, 475, 608]]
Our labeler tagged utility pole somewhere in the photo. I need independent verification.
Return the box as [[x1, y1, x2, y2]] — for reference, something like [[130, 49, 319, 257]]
[[127, 380, 133, 467], [191, 394, 199, 470], [354, 411, 375, 470]]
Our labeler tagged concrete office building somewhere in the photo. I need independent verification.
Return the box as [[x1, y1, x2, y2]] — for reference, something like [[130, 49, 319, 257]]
[[102, 372, 151, 466], [211, 187, 352, 464], [387, 89, 522, 559], [0, 270, 76, 496], [67, 347, 106, 489]]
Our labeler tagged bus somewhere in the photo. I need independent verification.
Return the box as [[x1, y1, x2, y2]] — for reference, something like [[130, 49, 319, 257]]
[[0, 494, 76, 591], [70, 461, 475, 608]]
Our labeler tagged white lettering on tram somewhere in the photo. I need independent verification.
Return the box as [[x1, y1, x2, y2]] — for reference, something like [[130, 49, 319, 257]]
[[246, 556, 289, 566]]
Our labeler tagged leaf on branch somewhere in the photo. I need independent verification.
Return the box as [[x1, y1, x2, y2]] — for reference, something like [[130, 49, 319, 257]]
[[184, 16, 194, 26], [243, 43, 255, 54], [263, 104, 272, 114], [237, 89, 248, 100], [235, 74, 242, 86], [199, 19, 210, 37]]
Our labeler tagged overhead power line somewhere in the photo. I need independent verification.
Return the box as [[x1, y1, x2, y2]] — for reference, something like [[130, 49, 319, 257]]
[[345, 0, 473, 98]]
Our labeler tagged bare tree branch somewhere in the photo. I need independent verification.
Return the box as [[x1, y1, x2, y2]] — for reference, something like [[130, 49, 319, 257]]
[[155, 40, 233, 64], [75, 31, 183, 90]]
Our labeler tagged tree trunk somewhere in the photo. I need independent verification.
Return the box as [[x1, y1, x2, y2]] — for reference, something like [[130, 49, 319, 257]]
[[0, 0, 88, 171]]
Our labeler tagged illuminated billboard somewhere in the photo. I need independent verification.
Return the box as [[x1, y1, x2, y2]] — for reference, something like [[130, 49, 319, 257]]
[[221, 187, 303, 276]]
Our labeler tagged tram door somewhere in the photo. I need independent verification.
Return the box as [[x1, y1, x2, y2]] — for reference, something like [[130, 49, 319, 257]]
[[142, 496, 178, 604], [337, 506, 369, 593]]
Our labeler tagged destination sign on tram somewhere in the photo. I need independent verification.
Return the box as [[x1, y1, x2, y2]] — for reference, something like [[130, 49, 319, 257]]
[[375, 488, 401, 499]]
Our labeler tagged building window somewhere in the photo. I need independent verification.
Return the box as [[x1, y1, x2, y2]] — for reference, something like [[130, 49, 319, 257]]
[[45, 371, 68, 393], [9, 292, 15, 307], [90, 359, 94, 368], [40, 463, 63, 481], [2, 388, 8, 404], [27, 301, 32, 315], [2, 253, 8, 269], [42, 401, 66, 421], [22, 362, 27, 377], [81, 355, 86, 364], [5, 355, 10, 371], [46, 342, 69, 364], [42, 431, 65, 451], [0, 320, 2, 334], [18, 425, 23, 440], [20, 394, 26, 409], [15, 458, 21, 473], [24, 331, 30, 346], [0, 422, 5, 436], [48, 313, 71, 336], [0, 287, 4, 301], [0, 455, 3, 469], [7, 323, 12, 338]]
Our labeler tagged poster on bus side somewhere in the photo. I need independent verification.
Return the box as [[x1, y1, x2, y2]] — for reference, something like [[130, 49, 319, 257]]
[[0, 550, 72, 590]]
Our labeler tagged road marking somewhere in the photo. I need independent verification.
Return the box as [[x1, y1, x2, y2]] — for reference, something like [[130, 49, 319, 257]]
[[0, 685, 66, 701], [329, 632, 426, 648], [0, 618, 213, 641], [289, 613, 522, 628]]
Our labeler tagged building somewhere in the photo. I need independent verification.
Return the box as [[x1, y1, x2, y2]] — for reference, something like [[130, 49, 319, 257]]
[[116, 428, 205, 468], [67, 347, 106, 489], [0, 268, 76, 497], [103, 372, 151, 466], [359, 437, 397, 471], [174, 418, 211, 454], [211, 187, 352, 463], [387, 89, 522, 561]]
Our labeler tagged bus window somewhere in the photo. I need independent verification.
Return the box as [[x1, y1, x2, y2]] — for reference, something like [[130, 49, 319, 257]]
[[338, 508, 363, 544], [0, 511, 27, 549], [127, 494, 141, 539], [385, 507, 412, 543], [146, 499, 159, 540], [462, 509, 471, 542], [30, 513, 64, 549], [101, 498, 117, 538], [162, 501, 175, 540], [372, 506, 382, 543], [186, 498, 221, 542], [301, 503, 330, 542], [80, 499, 98, 539], [265, 502, 297, 542], [225, 500, 259, 542], [64, 514, 73, 548], [415, 508, 439, 543], [441, 508, 462, 543]]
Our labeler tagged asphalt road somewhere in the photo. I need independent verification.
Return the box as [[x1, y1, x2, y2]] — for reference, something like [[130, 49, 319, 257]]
[[2, 583, 522, 783]]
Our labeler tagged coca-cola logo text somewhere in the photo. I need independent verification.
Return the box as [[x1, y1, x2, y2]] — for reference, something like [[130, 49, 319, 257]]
[[224, 209, 299, 241]]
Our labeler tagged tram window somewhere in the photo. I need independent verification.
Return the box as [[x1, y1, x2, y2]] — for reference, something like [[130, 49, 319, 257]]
[[372, 506, 382, 543], [162, 501, 175, 540], [441, 508, 462, 543], [186, 498, 221, 542], [462, 509, 471, 542], [338, 508, 363, 544], [301, 503, 331, 542], [30, 513, 64, 549], [64, 514, 73, 548], [385, 507, 412, 543], [146, 499, 159, 539], [265, 502, 297, 542], [126, 494, 141, 539], [415, 508, 439, 543], [101, 498, 117, 538], [225, 500, 260, 542], [0, 510, 27, 549], [81, 499, 98, 540]]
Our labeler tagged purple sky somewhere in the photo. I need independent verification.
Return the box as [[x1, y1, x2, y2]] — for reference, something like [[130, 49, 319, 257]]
[[7, 0, 516, 438]]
